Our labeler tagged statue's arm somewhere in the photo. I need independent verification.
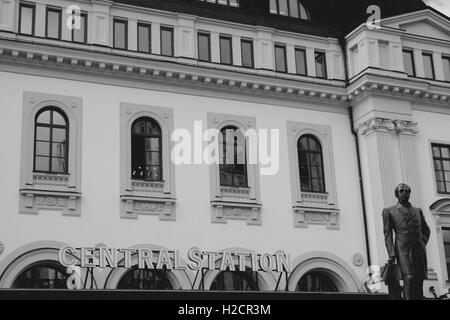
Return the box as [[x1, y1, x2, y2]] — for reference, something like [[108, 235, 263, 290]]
[[382, 208, 395, 258], [420, 209, 431, 245]]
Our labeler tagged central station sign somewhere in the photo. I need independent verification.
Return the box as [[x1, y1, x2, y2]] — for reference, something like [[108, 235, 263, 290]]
[[59, 246, 291, 273]]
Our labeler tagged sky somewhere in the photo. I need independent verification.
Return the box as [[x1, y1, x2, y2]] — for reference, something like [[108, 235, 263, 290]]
[[423, 0, 450, 17]]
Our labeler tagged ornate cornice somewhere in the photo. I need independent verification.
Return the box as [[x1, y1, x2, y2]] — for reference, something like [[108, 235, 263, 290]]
[[358, 118, 396, 136]]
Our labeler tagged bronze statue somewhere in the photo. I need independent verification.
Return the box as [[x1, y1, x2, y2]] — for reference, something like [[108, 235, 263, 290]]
[[382, 183, 431, 300]]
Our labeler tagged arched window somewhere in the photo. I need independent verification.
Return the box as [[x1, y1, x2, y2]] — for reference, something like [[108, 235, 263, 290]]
[[117, 268, 173, 290], [296, 271, 339, 292], [34, 107, 69, 174], [298, 134, 325, 193], [210, 270, 259, 291], [131, 117, 163, 181], [12, 261, 67, 289], [219, 126, 248, 187], [270, 0, 310, 20]]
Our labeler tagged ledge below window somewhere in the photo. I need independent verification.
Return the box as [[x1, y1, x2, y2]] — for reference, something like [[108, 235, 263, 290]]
[[211, 200, 262, 225], [19, 189, 82, 216], [293, 205, 340, 230], [120, 195, 176, 221]]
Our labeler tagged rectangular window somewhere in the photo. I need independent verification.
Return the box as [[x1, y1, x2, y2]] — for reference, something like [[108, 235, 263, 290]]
[[443, 228, 450, 280], [432, 143, 450, 194], [137, 22, 151, 53], [275, 44, 287, 72], [198, 32, 211, 62], [295, 48, 307, 75], [315, 51, 327, 78], [403, 49, 415, 77], [241, 39, 254, 68], [443, 56, 450, 82], [114, 18, 128, 50], [46, 7, 62, 40], [278, 0, 288, 16], [19, 2, 35, 35], [161, 27, 174, 57], [71, 12, 87, 44], [379, 41, 390, 69], [423, 52, 435, 80], [219, 35, 233, 65]]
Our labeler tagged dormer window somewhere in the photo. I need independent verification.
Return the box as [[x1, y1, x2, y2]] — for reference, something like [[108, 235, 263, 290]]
[[270, 0, 310, 20], [198, 0, 239, 7]]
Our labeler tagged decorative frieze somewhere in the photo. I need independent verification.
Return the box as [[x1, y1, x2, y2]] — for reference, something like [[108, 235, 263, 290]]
[[121, 197, 176, 221], [394, 120, 419, 135], [293, 206, 340, 230], [220, 186, 251, 201], [19, 190, 81, 216], [211, 201, 261, 225]]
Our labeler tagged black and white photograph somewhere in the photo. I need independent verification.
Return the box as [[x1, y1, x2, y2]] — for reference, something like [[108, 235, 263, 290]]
[[0, 0, 449, 312]]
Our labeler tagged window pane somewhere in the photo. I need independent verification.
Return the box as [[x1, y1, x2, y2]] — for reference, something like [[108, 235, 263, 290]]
[[423, 54, 435, 79], [161, 28, 174, 56], [432, 146, 441, 157], [403, 50, 415, 76], [278, 0, 288, 15], [220, 37, 232, 65], [299, 2, 309, 19], [442, 147, 450, 158], [312, 178, 324, 192], [52, 142, 66, 157], [114, 20, 127, 49], [270, 0, 277, 13], [437, 181, 446, 193], [73, 14, 86, 43], [315, 52, 327, 78], [275, 46, 287, 72], [444, 161, 450, 171], [146, 152, 160, 165], [435, 170, 444, 181], [37, 111, 51, 124], [198, 33, 210, 61], [434, 160, 443, 171], [46, 9, 61, 39], [295, 49, 307, 75], [36, 127, 50, 141], [52, 158, 66, 173], [35, 156, 50, 171], [138, 24, 151, 53], [443, 57, 450, 82], [52, 128, 67, 143], [229, 0, 238, 7], [20, 5, 34, 35], [52, 111, 66, 126], [147, 138, 160, 152], [241, 40, 254, 68], [443, 229, 450, 243], [35, 141, 50, 156], [289, 0, 299, 18]]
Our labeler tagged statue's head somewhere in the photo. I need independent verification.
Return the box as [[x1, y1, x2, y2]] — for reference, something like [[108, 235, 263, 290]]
[[395, 183, 411, 204]]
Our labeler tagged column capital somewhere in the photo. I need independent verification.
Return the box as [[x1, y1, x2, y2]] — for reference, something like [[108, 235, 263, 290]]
[[394, 120, 419, 135], [358, 117, 396, 136]]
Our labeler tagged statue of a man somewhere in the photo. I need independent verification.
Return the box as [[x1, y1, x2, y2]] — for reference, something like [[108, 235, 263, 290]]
[[382, 183, 431, 300]]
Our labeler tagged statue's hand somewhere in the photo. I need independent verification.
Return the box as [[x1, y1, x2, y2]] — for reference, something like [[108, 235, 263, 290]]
[[388, 256, 396, 264]]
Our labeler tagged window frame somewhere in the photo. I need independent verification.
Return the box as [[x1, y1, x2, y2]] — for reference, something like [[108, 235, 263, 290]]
[[19, 2, 35, 36], [240, 38, 254, 68], [197, 31, 211, 62], [137, 22, 152, 53], [403, 49, 416, 77], [160, 26, 174, 57], [422, 51, 435, 80], [274, 44, 287, 73], [71, 11, 88, 44], [45, 6, 62, 40], [287, 121, 339, 229], [269, 0, 310, 20], [298, 134, 326, 194], [113, 17, 128, 50], [219, 35, 233, 65], [314, 50, 328, 79], [33, 107, 69, 175], [219, 125, 248, 188], [443, 55, 450, 82], [294, 47, 307, 76], [431, 143, 450, 195]]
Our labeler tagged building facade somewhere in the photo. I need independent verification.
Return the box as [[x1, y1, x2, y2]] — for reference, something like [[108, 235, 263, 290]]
[[0, 0, 449, 297]]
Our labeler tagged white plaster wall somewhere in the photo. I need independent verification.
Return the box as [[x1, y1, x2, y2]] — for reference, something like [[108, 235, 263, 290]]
[[0, 70, 367, 289]]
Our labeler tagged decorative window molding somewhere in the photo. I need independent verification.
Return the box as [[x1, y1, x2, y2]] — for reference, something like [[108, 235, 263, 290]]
[[19, 91, 82, 216], [120, 103, 176, 220], [207, 113, 262, 225], [430, 199, 450, 283], [286, 121, 339, 229]]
